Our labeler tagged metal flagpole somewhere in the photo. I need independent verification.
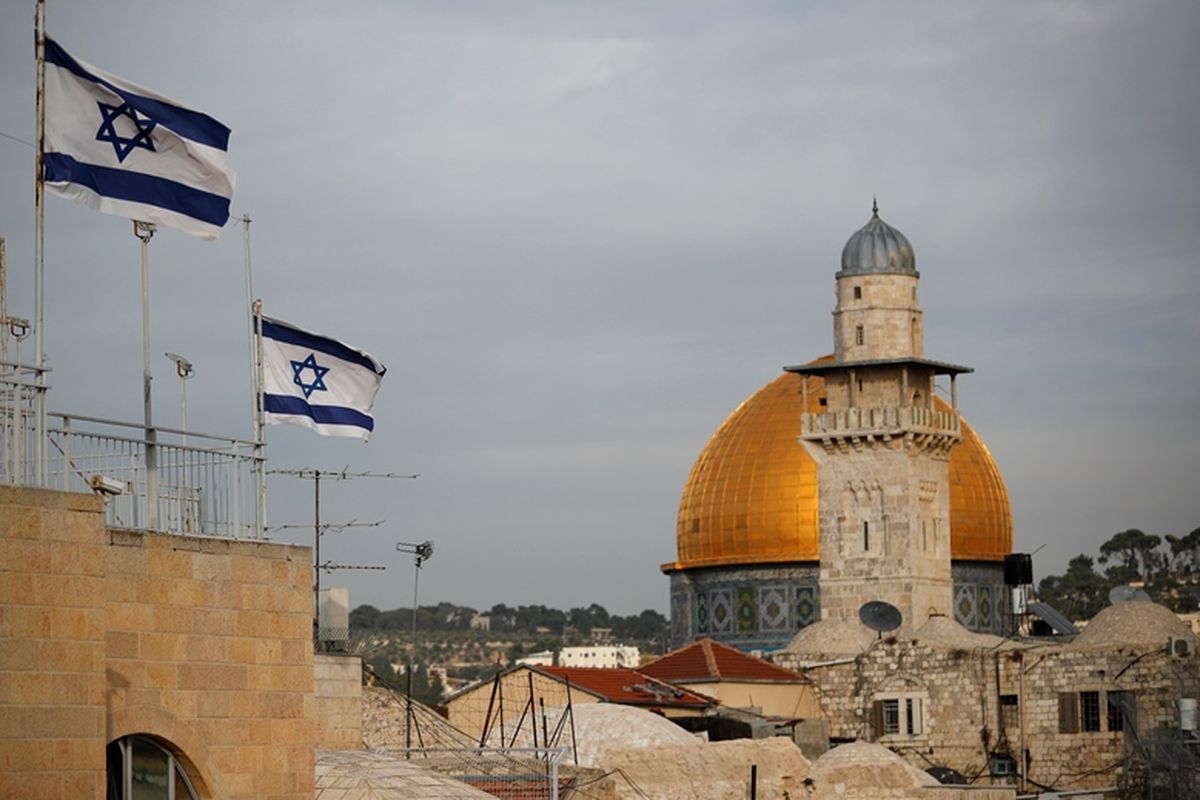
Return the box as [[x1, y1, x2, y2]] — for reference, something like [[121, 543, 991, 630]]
[[244, 215, 267, 538], [135, 220, 159, 529], [33, 0, 46, 485]]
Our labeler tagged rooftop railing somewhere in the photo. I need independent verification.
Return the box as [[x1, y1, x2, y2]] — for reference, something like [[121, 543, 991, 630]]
[[2, 362, 264, 538]]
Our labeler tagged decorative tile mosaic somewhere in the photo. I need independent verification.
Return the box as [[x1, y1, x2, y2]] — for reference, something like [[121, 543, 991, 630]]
[[695, 591, 709, 634], [710, 589, 733, 633], [671, 592, 690, 640], [977, 585, 995, 633], [954, 584, 978, 630], [758, 586, 789, 631], [794, 585, 819, 627], [736, 587, 756, 633]]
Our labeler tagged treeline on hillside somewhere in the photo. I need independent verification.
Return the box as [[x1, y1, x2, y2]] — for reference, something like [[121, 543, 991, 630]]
[[350, 601, 668, 641], [1037, 527, 1200, 621]]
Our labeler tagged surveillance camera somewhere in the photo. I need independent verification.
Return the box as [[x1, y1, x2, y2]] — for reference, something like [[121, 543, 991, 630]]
[[89, 474, 126, 496]]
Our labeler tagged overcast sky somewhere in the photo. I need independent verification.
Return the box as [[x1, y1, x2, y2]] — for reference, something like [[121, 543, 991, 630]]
[[1, 1, 1197, 615]]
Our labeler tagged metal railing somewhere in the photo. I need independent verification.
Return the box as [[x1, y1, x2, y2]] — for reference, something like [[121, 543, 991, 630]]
[[0, 359, 47, 486], [3, 365, 264, 538], [378, 747, 570, 800]]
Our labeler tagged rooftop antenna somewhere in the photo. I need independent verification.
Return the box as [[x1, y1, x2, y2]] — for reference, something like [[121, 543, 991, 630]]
[[1109, 585, 1153, 605], [268, 468, 419, 634], [859, 600, 903, 638], [396, 539, 434, 757]]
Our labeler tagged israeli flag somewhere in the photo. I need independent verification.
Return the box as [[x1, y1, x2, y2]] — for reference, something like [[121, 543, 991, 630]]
[[259, 316, 387, 440], [42, 37, 235, 239]]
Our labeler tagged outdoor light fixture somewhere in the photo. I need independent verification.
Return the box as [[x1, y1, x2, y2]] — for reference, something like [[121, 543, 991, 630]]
[[89, 474, 126, 496]]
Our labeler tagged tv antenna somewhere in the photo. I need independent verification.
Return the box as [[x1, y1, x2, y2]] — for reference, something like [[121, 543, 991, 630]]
[[859, 600, 903, 638], [395, 540, 434, 756], [268, 467, 419, 628]]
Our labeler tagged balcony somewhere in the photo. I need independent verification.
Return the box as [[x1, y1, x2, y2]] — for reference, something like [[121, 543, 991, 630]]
[[801, 405, 960, 454]]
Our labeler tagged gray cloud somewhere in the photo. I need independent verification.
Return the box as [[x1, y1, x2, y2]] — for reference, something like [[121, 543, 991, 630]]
[[0, 1, 1196, 614]]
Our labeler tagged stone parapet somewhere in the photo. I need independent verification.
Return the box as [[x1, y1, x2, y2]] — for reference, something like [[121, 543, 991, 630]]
[[802, 406, 960, 454]]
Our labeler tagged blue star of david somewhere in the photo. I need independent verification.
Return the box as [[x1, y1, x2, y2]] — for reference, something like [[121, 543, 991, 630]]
[[95, 101, 157, 163], [290, 353, 330, 399]]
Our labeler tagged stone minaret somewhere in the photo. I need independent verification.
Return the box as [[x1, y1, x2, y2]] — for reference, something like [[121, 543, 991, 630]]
[[787, 201, 970, 629]]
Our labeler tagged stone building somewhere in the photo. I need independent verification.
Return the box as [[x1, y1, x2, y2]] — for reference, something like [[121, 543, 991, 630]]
[[0, 484, 316, 799], [775, 603, 1200, 793], [664, 203, 1013, 650]]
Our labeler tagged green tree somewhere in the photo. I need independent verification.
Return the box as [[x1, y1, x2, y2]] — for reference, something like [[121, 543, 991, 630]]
[[1037, 555, 1109, 621], [1098, 528, 1163, 582]]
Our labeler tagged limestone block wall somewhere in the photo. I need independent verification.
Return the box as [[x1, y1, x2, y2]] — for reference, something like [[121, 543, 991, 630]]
[[789, 637, 1198, 791], [105, 527, 315, 798], [833, 274, 922, 361], [0, 485, 316, 799], [0, 486, 109, 799], [314, 653, 363, 749]]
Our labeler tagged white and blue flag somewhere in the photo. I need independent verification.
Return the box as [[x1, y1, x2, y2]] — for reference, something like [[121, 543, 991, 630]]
[[259, 316, 387, 440], [42, 37, 235, 239]]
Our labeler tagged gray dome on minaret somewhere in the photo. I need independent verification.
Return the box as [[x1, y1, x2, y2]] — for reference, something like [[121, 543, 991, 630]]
[[837, 199, 917, 278]]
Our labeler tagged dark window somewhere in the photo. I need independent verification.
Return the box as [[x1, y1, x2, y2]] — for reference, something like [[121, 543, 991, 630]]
[[1081, 691, 1101, 732], [906, 697, 920, 735], [1000, 694, 1019, 731], [881, 699, 900, 734], [863, 520, 870, 551], [855, 325, 864, 346], [853, 286, 862, 299], [857, 378, 864, 393], [1108, 690, 1135, 733], [1058, 693, 1079, 733]]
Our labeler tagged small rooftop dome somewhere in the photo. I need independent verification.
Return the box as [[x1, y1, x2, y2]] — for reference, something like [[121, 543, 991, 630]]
[[1071, 600, 1195, 650], [838, 199, 917, 278], [809, 742, 938, 794]]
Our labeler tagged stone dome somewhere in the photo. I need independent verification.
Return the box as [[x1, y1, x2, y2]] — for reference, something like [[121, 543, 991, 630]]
[[667, 367, 1012, 572], [1071, 601, 1195, 650], [838, 201, 917, 277]]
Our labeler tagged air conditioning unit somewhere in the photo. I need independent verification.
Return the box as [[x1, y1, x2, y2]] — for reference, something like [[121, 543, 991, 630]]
[[1168, 637, 1195, 658], [989, 754, 1016, 778]]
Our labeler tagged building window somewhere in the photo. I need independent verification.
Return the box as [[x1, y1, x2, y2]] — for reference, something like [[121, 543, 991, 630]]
[[1060, 691, 1130, 734], [863, 520, 870, 552], [107, 736, 198, 800], [1081, 691, 1101, 731], [1108, 690, 1135, 733], [855, 325, 864, 346], [853, 286, 862, 300], [873, 694, 924, 739], [857, 378, 864, 393], [1000, 694, 1019, 731]]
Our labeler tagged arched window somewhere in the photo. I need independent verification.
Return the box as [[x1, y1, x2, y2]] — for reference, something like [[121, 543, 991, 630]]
[[107, 736, 198, 800], [855, 325, 864, 346]]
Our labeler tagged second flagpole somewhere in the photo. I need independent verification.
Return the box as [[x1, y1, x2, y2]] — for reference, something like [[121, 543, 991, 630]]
[[135, 220, 159, 530]]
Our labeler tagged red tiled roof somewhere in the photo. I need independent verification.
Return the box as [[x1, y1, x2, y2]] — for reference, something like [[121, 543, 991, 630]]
[[640, 638, 808, 684], [532, 665, 714, 708]]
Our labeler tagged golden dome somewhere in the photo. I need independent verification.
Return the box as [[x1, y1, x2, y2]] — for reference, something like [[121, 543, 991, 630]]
[[668, 368, 1012, 571]]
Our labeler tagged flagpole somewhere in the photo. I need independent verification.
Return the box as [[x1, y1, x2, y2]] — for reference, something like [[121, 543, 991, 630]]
[[33, 0, 47, 485], [253, 298, 266, 539], [135, 220, 159, 530]]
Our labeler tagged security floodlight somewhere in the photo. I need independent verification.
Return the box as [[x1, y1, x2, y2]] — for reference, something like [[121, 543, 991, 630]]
[[89, 474, 126, 496], [164, 352, 194, 379]]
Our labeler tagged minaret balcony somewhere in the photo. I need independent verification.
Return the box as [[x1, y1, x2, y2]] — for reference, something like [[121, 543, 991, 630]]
[[801, 405, 961, 454]]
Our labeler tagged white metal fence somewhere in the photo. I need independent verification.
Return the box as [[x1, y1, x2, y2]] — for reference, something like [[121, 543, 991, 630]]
[[2, 362, 264, 538]]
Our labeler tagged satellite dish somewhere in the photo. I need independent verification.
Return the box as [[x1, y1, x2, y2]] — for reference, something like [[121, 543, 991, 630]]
[[926, 766, 967, 785], [859, 601, 903, 633], [1109, 585, 1136, 605], [1109, 585, 1153, 605]]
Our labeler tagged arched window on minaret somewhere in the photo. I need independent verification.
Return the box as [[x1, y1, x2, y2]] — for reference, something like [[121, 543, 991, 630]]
[[863, 520, 870, 552]]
